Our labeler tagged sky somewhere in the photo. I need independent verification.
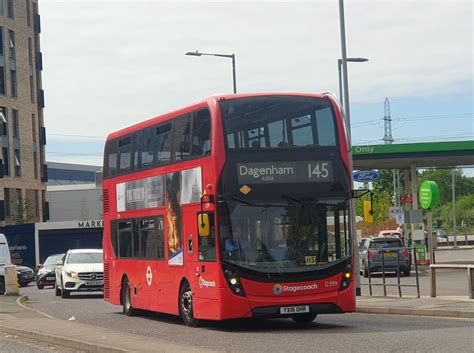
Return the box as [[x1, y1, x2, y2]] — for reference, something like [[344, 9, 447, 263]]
[[40, 0, 473, 167]]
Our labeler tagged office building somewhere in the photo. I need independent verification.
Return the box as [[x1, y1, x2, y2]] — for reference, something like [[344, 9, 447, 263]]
[[0, 0, 47, 225]]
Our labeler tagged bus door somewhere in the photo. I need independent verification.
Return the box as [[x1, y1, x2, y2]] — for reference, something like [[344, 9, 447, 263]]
[[193, 211, 219, 319], [135, 216, 165, 312]]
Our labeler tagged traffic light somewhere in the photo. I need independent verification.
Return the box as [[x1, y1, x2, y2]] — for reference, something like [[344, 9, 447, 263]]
[[364, 200, 373, 223]]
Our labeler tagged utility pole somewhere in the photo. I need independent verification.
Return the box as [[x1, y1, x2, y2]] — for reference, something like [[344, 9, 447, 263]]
[[452, 169, 457, 246]]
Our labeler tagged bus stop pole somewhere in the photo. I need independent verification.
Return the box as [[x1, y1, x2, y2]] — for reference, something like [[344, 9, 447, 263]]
[[338, 0, 361, 296]]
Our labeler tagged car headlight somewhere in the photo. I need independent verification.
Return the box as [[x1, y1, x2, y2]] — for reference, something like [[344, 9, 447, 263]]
[[65, 271, 78, 279]]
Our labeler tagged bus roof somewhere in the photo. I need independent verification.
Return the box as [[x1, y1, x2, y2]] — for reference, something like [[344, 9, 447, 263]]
[[106, 92, 330, 142]]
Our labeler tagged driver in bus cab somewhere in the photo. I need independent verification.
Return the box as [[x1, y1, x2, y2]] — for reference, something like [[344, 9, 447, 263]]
[[224, 227, 245, 252]]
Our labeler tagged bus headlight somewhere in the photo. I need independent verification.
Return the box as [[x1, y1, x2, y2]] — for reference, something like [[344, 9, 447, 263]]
[[339, 264, 352, 291], [224, 268, 246, 297]]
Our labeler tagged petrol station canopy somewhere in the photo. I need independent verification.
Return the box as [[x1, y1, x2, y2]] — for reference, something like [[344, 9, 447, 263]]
[[352, 141, 474, 170]]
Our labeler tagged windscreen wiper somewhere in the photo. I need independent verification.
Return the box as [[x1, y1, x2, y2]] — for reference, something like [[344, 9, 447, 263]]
[[231, 196, 256, 206], [281, 194, 305, 204]]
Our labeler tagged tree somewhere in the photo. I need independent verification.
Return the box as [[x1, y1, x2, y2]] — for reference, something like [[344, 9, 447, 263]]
[[418, 168, 474, 205], [439, 194, 474, 233], [12, 196, 34, 225]]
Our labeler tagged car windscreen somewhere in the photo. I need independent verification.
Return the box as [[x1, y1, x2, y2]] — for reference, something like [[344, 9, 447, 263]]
[[370, 240, 403, 249], [44, 254, 64, 265], [67, 252, 103, 264]]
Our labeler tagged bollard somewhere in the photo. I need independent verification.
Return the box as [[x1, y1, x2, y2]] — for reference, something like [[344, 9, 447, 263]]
[[4, 265, 19, 296], [469, 266, 474, 300]]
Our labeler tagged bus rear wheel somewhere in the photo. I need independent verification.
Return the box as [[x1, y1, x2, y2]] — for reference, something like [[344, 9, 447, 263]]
[[179, 282, 200, 327], [291, 313, 317, 324], [122, 279, 136, 316]]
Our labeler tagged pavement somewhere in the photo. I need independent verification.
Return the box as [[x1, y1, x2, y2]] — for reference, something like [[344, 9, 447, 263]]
[[0, 295, 216, 353], [357, 295, 474, 319], [0, 294, 472, 353]]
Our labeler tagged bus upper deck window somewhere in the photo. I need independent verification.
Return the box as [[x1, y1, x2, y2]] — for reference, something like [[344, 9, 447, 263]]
[[191, 109, 211, 157]]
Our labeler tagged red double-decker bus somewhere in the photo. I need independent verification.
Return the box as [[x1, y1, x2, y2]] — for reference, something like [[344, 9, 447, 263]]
[[102, 93, 355, 326]]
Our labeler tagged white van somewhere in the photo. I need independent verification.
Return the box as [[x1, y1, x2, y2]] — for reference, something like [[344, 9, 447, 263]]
[[0, 233, 12, 294]]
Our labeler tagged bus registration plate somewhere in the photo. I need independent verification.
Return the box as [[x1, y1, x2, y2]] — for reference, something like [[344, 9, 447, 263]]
[[280, 306, 310, 315]]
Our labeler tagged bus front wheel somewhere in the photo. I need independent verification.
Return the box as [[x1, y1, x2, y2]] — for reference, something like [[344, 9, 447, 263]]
[[291, 313, 317, 324], [122, 278, 136, 316], [179, 282, 200, 327]]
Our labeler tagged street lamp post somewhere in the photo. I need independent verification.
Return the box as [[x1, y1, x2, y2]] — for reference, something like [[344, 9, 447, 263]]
[[338, 0, 366, 297], [338, 58, 368, 108], [185, 50, 237, 94]]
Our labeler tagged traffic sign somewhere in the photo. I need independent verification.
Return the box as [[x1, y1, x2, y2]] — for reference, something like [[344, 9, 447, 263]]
[[400, 193, 413, 203], [396, 212, 404, 224], [353, 170, 380, 182]]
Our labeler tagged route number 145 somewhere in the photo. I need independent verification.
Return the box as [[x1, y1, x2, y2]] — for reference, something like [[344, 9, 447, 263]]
[[308, 162, 330, 179]]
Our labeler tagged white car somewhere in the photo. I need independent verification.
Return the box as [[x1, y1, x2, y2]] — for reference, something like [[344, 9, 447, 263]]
[[55, 249, 103, 298], [0, 233, 12, 294]]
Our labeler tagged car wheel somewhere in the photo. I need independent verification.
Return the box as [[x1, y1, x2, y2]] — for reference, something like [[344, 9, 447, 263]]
[[60, 278, 70, 298], [363, 267, 369, 278], [179, 281, 200, 327], [121, 278, 136, 316], [19, 282, 28, 287], [291, 313, 317, 325], [37, 283, 44, 290], [54, 282, 61, 296], [403, 269, 411, 277]]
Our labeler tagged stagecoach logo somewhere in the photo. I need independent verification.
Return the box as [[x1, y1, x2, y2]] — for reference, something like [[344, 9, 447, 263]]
[[273, 284, 283, 295], [199, 276, 216, 288], [273, 283, 318, 295], [146, 266, 153, 286]]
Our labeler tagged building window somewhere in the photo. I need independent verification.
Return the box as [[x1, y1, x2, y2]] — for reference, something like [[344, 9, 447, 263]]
[[0, 67, 5, 96], [31, 113, 36, 142], [34, 190, 39, 217], [8, 30, 15, 60], [33, 151, 38, 179], [0, 107, 7, 136], [12, 109, 19, 138], [14, 149, 21, 177], [30, 75, 35, 103], [28, 37, 33, 65], [0, 1, 3, 17], [15, 189, 21, 206], [0, 27, 4, 56], [26, 0, 31, 27], [10, 69, 16, 97], [7, 0, 13, 19], [4, 189, 10, 217], [2, 148, 9, 176]]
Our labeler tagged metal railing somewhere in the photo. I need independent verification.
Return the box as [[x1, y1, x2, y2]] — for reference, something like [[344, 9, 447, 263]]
[[363, 247, 420, 298]]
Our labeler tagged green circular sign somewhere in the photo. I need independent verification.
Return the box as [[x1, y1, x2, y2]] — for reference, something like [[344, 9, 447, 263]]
[[419, 180, 440, 210]]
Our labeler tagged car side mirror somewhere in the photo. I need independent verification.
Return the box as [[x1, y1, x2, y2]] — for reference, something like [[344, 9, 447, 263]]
[[36, 263, 43, 269]]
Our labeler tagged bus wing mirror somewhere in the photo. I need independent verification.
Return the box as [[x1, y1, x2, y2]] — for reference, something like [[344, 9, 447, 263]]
[[352, 189, 374, 222], [363, 200, 374, 223], [198, 213, 210, 237]]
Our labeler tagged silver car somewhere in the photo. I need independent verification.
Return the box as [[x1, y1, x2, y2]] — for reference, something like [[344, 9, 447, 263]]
[[360, 236, 411, 277]]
